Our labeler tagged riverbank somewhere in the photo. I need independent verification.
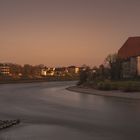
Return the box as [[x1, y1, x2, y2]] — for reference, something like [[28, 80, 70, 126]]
[[67, 86, 140, 100], [0, 77, 77, 85]]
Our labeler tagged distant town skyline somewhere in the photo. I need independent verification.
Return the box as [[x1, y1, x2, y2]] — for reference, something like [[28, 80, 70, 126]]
[[0, 0, 140, 67]]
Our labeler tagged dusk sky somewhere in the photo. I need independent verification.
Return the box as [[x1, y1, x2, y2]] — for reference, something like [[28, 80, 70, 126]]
[[0, 0, 140, 67]]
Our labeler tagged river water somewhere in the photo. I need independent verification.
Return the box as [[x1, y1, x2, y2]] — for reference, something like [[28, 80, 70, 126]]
[[0, 81, 140, 140]]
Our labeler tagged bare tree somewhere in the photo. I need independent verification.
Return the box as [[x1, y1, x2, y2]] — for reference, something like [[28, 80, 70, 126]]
[[105, 53, 122, 80]]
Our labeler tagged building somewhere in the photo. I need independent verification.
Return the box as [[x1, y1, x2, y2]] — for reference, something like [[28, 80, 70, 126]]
[[41, 67, 55, 76], [46, 68, 55, 76], [0, 64, 10, 76], [118, 37, 140, 78], [67, 66, 80, 74], [54, 67, 68, 76], [41, 68, 47, 76]]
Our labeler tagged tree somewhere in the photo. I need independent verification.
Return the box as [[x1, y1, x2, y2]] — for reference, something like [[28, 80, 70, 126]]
[[105, 53, 122, 80], [9, 63, 22, 76], [78, 67, 90, 85], [22, 64, 34, 78], [33, 65, 45, 77]]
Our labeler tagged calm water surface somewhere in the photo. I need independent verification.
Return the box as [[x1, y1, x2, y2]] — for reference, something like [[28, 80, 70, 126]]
[[0, 81, 140, 140]]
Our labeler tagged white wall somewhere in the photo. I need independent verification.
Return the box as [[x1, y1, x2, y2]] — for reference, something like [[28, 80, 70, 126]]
[[137, 56, 140, 76], [130, 57, 137, 76]]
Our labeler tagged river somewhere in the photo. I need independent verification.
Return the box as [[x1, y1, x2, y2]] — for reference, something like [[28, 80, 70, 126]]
[[0, 81, 140, 140]]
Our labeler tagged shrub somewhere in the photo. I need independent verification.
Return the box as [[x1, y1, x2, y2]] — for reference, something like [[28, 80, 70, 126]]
[[110, 83, 119, 90], [122, 82, 140, 92], [97, 82, 112, 91], [93, 80, 140, 92]]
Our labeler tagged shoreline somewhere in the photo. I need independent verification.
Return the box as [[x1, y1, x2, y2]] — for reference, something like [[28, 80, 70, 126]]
[[0, 78, 77, 85], [67, 86, 140, 100]]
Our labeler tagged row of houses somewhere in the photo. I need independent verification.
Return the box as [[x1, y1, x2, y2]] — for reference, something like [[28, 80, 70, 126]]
[[41, 66, 80, 77], [0, 64, 80, 77]]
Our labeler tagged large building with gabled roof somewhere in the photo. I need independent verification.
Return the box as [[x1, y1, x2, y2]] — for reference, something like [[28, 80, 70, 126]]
[[118, 37, 140, 78]]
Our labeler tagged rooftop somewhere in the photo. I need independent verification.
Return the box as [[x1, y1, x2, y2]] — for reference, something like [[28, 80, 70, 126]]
[[118, 37, 140, 59]]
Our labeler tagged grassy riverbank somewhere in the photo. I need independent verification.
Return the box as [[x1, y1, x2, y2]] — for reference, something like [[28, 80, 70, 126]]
[[79, 80, 140, 92]]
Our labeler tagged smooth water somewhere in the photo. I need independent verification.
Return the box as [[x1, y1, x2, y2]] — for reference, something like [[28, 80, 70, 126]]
[[0, 81, 140, 140]]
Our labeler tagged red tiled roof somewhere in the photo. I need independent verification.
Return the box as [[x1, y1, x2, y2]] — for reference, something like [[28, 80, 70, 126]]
[[118, 37, 140, 59]]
